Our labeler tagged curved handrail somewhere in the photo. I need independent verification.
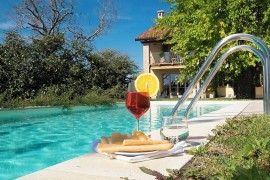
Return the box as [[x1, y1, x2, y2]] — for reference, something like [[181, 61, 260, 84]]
[[184, 45, 265, 118], [170, 33, 270, 117]]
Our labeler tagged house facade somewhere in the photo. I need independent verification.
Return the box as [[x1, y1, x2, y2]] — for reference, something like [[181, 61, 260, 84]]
[[135, 10, 197, 98]]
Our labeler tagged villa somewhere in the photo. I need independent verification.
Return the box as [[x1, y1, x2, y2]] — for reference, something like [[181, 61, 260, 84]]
[[135, 10, 266, 99], [135, 10, 188, 99]]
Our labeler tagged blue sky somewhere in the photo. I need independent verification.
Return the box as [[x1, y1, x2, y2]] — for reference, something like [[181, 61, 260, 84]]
[[0, 0, 170, 69]]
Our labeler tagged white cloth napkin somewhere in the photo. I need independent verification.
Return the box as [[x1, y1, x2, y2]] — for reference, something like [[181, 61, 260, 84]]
[[90, 140, 186, 163]]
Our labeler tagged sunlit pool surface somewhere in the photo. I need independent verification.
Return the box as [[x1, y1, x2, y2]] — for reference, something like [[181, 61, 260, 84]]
[[0, 102, 229, 179]]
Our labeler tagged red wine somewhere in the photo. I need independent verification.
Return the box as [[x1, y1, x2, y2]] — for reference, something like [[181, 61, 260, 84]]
[[126, 92, 150, 119]]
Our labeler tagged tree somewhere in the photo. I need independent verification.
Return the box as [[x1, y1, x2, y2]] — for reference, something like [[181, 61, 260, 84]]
[[0, 31, 138, 101], [87, 49, 139, 98], [158, 0, 270, 98], [0, 31, 30, 99], [13, 0, 117, 44]]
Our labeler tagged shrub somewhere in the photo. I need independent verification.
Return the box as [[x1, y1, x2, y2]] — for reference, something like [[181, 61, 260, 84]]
[[76, 91, 116, 106], [181, 115, 270, 179], [0, 88, 116, 108]]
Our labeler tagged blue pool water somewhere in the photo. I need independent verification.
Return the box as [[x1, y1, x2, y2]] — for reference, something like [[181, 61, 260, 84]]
[[0, 102, 229, 179]]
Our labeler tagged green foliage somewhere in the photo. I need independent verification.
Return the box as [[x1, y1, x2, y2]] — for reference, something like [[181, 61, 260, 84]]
[[180, 115, 270, 179], [187, 143, 208, 156], [0, 31, 138, 107], [88, 49, 139, 91], [0, 89, 115, 108], [233, 165, 270, 180], [158, 0, 269, 96], [77, 91, 116, 106]]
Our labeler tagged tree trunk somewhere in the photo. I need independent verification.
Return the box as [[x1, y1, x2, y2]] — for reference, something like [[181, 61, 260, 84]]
[[233, 66, 257, 99]]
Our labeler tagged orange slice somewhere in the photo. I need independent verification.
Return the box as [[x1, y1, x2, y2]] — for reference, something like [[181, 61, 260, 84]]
[[135, 73, 159, 97]]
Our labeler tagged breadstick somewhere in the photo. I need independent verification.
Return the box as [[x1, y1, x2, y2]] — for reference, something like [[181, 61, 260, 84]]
[[97, 143, 173, 153], [122, 139, 170, 146]]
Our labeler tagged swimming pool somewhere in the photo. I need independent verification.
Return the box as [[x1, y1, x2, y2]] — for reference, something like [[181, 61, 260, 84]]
[[0, 102, 229, 179]]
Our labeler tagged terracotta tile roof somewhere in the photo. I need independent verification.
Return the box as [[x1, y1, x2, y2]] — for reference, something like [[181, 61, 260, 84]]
[[135, 26, 167, 41]]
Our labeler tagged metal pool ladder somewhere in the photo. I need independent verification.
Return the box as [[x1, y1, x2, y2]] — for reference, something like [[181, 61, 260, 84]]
[[171, 33, 270, 118]]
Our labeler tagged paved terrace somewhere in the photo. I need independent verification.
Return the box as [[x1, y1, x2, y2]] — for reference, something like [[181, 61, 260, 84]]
[[19, 100, 263, 180]]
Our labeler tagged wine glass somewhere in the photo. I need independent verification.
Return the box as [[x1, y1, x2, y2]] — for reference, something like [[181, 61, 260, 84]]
[[126, 82, 150, 131]]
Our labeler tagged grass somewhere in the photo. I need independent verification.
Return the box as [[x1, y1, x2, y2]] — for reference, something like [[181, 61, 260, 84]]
[[0, 91, 116, 109], [141, 114, 270, 179]]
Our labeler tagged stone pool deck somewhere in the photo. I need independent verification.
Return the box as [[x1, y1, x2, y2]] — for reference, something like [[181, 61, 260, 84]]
[[18, 100, 263, 180]]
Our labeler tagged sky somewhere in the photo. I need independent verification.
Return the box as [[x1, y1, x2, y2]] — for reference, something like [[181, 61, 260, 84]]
[[0, 0, 170, 69]]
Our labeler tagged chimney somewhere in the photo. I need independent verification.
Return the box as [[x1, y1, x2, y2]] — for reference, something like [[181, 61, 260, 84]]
[[157, 10, 164, 19]]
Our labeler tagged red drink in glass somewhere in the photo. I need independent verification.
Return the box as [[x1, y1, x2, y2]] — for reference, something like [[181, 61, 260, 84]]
[[126, 92, 150, 119]]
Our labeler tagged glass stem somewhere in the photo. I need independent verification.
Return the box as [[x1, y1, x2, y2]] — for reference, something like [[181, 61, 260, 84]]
[[136, 118, 140, 131]]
